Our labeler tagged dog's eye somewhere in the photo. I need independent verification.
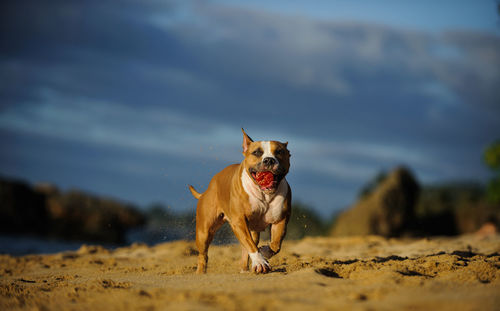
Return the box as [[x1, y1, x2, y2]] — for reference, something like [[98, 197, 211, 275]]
[[252, 149, 263, 157], [275, 149, 285, 156]]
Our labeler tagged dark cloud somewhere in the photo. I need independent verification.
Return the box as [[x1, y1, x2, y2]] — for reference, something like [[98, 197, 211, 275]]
[[436, 31, 500, 112]]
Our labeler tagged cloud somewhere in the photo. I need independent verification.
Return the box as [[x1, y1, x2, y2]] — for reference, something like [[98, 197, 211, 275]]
[[433, 31, 500, 112], [3, 0, 498, 122], [0, 89, 235, 159], [0, 88, 454, 186]]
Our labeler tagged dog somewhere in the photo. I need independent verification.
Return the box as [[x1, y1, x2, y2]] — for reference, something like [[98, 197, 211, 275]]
[[189, 129, 291, 274]]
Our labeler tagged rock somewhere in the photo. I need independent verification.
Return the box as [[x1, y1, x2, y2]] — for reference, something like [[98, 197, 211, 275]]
[[0, 176, 145, 243], [43, 189, 146, 243], [0, 177, 49, 235], [455, 202, 500, 234], [475, 222, 497, 238], [34, 182, 60, 196], [330, 167, 420, 237], [415, 183, 499, 235]]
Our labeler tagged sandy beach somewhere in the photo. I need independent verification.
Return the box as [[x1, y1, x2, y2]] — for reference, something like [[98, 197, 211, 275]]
[[1, 234, 499, 311]]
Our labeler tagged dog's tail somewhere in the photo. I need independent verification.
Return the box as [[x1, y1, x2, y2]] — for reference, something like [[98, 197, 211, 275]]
[[188, 185, 202, 200]]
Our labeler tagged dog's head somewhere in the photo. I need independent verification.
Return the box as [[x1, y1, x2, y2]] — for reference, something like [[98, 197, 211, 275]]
[[241, 129, 290, 194]]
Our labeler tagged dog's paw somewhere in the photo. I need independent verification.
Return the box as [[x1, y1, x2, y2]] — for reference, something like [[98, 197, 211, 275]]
[[249, 252, 271, 274], [258, 245, 276, 259]]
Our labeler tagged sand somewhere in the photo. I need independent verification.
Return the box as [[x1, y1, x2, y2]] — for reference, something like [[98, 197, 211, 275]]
[[1, 234, 499, 310]]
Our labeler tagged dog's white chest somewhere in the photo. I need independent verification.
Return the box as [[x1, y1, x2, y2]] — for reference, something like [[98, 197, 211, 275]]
[[241, 170, 288, 228]]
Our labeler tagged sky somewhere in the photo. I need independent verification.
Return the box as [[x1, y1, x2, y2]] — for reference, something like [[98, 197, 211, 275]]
[[1, 0, 499, 216]]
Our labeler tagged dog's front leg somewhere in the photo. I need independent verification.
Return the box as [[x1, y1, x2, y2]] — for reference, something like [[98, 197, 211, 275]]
[[240, 231, 260, 272], [260, 215, 289, 259], [230, 217, 270, 273]]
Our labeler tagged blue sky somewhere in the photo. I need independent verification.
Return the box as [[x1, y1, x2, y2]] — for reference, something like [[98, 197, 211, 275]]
[[1, 0, 499, 216], [215, 0, 500, 33]]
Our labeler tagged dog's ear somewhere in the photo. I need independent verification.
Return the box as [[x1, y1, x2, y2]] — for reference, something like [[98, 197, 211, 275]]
[[283, 142, 291, 157], [241, 128, 253, 153]]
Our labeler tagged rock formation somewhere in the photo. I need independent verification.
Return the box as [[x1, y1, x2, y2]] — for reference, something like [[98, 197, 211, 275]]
[[0, 177, 145, 243], [330, 167, 420, 237]]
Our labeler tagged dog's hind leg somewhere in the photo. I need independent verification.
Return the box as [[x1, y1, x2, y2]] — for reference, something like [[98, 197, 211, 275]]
[[240, 230, 260, 272], [195, 201, 224, 274]]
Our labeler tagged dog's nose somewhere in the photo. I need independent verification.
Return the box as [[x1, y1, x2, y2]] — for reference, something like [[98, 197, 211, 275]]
[[263, 157, 277, 166]]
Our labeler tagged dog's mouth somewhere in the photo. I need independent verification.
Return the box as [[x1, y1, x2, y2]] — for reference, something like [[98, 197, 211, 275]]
[[249, 169, 279, 191]]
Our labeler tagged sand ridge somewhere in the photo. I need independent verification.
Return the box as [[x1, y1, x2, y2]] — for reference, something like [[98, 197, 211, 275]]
[[1, 235, 499, 310]]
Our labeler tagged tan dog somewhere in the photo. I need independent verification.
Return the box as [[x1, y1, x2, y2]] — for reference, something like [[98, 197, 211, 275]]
[[189, 129, 291, 274]]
